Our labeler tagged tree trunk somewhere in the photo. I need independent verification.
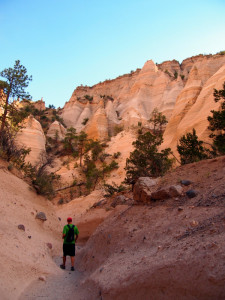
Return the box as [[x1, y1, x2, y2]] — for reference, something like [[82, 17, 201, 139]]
[[79, 147, 83, 167]]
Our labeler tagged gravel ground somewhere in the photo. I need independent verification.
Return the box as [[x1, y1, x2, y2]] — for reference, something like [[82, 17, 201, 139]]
[[19, 256, 93, 300]]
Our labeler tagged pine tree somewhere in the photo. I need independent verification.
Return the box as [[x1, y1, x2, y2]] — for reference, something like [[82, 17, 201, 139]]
[[0, 60, 32, 133], [177, 129, 211, 165], [208, 82, 225, 154], [63, 127, 78, 155], [148, 108, 168, 135], [125, 131, 173, 184], [77, 131, 88, 166]]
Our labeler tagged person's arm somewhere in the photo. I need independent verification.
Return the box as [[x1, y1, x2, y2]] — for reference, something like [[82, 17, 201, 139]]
[[75, 227, 79, 242], [62, 226, 66, 239], [75, 234, 78, 242]]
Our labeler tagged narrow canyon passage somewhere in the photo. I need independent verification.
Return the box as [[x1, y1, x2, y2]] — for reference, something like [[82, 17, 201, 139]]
[[19, 254, 97, 300]]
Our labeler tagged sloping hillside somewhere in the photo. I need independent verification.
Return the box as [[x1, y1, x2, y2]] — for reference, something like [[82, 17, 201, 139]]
[[1, 155, 225, 299], [0, 160, 62, 300], [76, 155, 225, 299]]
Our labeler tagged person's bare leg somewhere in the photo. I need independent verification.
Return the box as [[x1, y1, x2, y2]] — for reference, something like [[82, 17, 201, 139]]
[[63, 256, 66, 266], [60, 256, 66, 269], [71, 256, 75, 267]]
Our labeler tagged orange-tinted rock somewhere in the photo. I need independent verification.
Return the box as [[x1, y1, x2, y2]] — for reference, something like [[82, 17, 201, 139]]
[[162, 55, 225, 154], [61, 60, 184, 139], [60, 53, 225, 154], [16, 115, 46, 165], [47, 121, 66, 141]]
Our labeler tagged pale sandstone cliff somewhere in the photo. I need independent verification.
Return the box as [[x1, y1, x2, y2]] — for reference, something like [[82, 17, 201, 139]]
[[16, 115, 46, 165], [46, 120, 66, 141], [16, 54, 225, 167], [61, 60, 184, 140], [162, 55, 225, 153], [61, 53, 225, 149]]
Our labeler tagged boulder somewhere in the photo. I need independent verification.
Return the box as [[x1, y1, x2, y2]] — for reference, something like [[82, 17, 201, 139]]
[[181, 180, 192, 186], [169, 185, 183, 197], [151, 188, 170, 200], [38, 276, 46, 282], [35, 212, 47, 221], [18, 224, 25, 231], [133, 177, 159, 203], [151, 185, 183, 200], [186, 190, 198, 198]]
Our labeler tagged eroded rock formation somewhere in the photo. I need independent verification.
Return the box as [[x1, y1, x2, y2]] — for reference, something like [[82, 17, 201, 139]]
[[14, 53, 225, 166], [46, 120, 66, 141], [16, 115, 46, 165], [61, 60, 185, 140], [61, 53, 225, 148], [162, 54, 225, 153]]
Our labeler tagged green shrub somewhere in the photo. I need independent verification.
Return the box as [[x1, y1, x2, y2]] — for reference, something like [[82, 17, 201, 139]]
[[82, 118, 89, 126], [84, 95, 93, 102], [7, 164, 13, 171], [180, 74, 185, 80], [58, 198, 64, 205], [148, 108, 167, 135], [114, 125, 124, 135], [104, 183, 126, 197], [177, 129, 212, 164], [40, 115, 48, 120], [113, 152, 121, 159], [164, 69, 172, 77], [208, 82, 225, 154], [217, 50, 225, 55], [32, 172, 55, 196], [125, 131, 173, 184], [0, 128, 31, 167]]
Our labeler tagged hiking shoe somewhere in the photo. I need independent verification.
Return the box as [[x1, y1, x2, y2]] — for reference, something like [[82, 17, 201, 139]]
[[71, 266, 74, 271], [60, 264, 65, 270]]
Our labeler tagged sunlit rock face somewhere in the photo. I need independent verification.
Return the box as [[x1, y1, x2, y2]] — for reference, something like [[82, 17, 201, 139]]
[[16, 115, 46, 165], [61, 60, 184, 140], [85, 105, 109, 141], [32, 99, 46, 111], [46, 121, 66, 141], [61, 54, 225, 146], [162, 54, 225, 153]]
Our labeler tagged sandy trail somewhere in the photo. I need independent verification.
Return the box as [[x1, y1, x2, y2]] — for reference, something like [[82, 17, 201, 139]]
[[19, 255, 95, 300]]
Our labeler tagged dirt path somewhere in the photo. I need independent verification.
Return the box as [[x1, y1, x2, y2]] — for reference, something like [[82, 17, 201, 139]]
[[19, 256, 96, 300]]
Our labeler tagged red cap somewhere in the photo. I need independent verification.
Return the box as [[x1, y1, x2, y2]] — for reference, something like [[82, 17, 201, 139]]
[[67, 217, 72, 222]]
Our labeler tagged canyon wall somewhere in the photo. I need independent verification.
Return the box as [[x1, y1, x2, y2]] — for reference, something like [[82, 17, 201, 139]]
[[61, 53, 225, 152], [14, 53, 225, 165], [16, 115, 46, 165], [162, 55, 225, 152], [61, 59, 185, 140]]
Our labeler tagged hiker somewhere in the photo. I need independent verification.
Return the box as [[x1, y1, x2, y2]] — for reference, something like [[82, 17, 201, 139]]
[[60, 217, 79, 271]]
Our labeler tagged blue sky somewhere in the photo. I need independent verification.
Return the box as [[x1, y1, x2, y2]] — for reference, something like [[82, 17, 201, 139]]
[[0, 0, 225, 108]]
